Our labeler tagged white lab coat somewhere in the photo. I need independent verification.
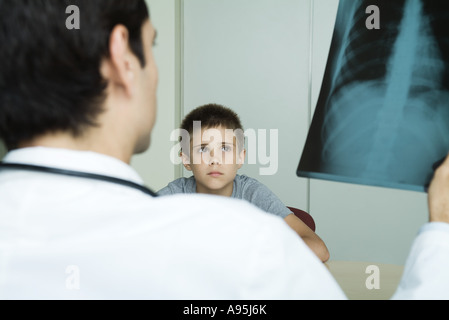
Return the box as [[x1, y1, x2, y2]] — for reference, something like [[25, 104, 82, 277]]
[[0, 147, 448, 300]]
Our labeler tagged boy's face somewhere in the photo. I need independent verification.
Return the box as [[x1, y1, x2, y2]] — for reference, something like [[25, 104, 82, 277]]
[[183, 125, 245, 196]]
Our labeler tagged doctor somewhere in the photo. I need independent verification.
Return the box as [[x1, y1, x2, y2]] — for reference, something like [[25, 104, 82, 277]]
[[0, 0, 448, 300]]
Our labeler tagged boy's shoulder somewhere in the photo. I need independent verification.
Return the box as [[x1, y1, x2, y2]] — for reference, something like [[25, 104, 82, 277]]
[[157, 176, 196, 195], [234, 174, 263, 187], [233, 174, 282, 202], [233, 175, 270, 197]]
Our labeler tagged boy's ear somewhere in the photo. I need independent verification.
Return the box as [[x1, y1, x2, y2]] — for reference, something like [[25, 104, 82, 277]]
[[181, 151, 192, 171], [237, 149, 246, 169]]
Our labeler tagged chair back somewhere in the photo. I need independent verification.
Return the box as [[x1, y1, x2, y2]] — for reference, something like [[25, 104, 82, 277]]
[[287, 206, 316, 232]]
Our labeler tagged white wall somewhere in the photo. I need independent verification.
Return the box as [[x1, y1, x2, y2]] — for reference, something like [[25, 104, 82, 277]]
[[181, 0, 429, 265], [131, 0, 180, 191]]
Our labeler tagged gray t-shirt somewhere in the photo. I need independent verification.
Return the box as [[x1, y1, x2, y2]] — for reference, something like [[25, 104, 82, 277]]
[[157, 175, 292, 218]]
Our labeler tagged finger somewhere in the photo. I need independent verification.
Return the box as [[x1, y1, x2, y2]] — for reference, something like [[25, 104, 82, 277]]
[[434, 152, 449, 170]]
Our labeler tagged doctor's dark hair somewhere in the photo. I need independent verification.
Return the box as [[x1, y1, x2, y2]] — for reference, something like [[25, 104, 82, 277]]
[[0, 0, 149, 150]]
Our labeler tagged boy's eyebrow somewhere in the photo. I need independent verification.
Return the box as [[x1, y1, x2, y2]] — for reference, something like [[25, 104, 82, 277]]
[[192, 142, 235, 148], [192, 143, 209, 148]]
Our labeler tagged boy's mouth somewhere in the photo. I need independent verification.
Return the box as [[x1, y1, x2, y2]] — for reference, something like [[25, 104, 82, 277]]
[[208, 172, 223, 177]]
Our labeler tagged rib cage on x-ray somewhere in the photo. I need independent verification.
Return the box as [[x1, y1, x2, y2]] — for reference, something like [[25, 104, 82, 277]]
[[299, 0, 449, 191]]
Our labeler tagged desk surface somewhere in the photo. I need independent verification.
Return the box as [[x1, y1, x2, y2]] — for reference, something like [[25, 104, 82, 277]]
[[326, 261, 404, 300]]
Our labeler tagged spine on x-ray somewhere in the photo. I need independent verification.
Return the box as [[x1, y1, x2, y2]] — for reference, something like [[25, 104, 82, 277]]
[[320, 0, 449, 185]]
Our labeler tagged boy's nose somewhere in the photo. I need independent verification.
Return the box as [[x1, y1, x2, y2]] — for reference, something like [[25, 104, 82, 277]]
[[208, 150, 222, 165]]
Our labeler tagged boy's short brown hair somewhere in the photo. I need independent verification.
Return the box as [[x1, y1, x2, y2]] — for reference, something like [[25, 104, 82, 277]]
[[181, 103, 245, 152]]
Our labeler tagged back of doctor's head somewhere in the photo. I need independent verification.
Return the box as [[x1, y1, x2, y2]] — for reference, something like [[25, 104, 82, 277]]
[[0, 0, 149, 150]]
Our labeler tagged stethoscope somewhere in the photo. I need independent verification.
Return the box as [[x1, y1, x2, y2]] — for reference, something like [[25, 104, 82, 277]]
[[0, 162, 158, 197]]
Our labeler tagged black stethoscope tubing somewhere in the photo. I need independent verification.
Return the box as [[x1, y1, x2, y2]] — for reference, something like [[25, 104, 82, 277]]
[[0, 162, 158, 197]]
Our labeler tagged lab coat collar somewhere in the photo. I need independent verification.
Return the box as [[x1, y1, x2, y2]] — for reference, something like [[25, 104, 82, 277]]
[[2, 147, 144, 185]]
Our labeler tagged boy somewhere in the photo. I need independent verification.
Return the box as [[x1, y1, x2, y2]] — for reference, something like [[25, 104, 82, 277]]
[[158, 104, 330, 262]]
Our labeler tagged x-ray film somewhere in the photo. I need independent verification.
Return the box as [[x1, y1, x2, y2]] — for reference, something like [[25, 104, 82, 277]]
[[297, 0, 449, 192]]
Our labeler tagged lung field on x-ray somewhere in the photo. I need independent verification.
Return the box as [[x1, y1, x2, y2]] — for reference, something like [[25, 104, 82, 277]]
[[314, 0, 449, 190]]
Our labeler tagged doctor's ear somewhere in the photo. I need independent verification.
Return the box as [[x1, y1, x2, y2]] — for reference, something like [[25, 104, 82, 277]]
[[102, 24, 136, 97]]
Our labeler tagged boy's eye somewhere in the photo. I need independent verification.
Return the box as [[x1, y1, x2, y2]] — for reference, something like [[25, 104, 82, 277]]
[[222, 146, 232, 152], [198, 146, 209, 153]]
